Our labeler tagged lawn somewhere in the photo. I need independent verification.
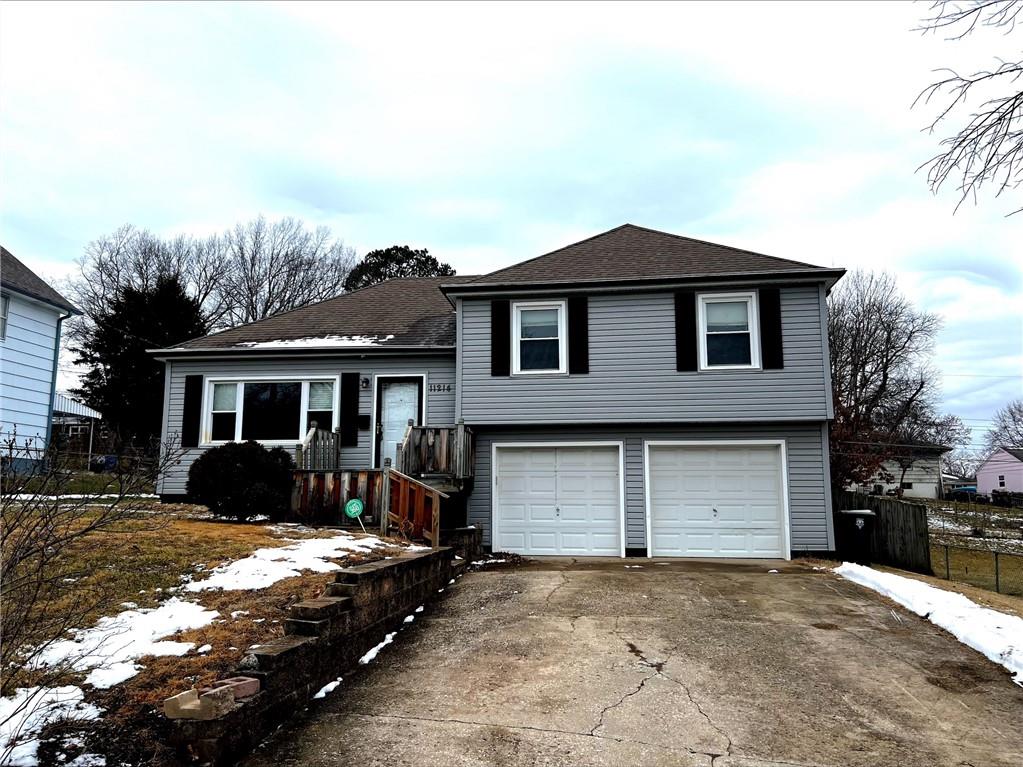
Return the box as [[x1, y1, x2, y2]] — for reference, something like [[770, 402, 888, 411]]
[[929, 543, 1023, 597], [2, 500, 410, 766]]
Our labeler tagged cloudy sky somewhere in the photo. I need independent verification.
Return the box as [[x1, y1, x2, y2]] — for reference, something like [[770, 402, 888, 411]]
[[1, 1, 1020, 448]]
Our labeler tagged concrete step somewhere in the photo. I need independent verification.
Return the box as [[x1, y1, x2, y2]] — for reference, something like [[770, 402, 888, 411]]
[[290, 596, 352, 621], [284, 617, 330, 637], [325, 582, 358, 598]]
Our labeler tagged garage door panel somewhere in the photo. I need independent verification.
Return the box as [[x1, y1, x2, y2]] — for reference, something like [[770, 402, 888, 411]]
[[649, 444, 786, 558], [496, 445, 621, 557]]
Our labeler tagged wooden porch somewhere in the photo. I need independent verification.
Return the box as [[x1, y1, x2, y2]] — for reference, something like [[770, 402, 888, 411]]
[[291, 420, 474, 547]]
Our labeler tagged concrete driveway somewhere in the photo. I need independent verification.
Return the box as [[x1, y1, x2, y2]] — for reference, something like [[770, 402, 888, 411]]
[[246, 559, 1023, 767]]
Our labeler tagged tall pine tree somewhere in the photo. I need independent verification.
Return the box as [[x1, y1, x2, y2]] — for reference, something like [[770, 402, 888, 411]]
[[72, 275, 208, 448]]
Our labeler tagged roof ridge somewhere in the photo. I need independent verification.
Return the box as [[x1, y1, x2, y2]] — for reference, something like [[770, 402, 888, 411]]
[[618, 223, 824, 270], [469, 224, 635, 283]]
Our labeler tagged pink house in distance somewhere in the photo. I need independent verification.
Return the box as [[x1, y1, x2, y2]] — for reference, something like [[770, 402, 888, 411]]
[[976, 447, 1023, 495]]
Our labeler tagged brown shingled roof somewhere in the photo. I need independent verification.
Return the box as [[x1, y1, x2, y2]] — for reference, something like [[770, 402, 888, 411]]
[[451, 224, 839, 289], [1, 246, 79, 314], [164, 275, 479, 352]]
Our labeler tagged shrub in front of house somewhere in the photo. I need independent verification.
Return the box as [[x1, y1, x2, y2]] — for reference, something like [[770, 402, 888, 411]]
[[186, 441, 294, 522]]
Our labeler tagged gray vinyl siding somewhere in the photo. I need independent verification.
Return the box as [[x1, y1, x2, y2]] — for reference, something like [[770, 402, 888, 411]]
[[458, 285, 831, 424], [469, 422, 834, 553], [157, 354, 456, 495]]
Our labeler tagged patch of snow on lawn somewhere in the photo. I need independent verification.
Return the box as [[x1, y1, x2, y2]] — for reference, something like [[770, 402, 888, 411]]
[[5, 494, 158, 501], [185, 532, 385, 592], [470, 559, 507, 566], [312, 677, 343, 699], [835, 563, 1023, 684], [359, 632, 397, 665], [0, 686, 102, 766], [67, 754, 105, 766], [35, 598, 218, 689], [195, 644, 212, 654], [403, 615, 414, 624]]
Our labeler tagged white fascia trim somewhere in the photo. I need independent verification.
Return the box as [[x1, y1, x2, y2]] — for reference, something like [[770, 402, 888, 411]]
[[697, 290, 761, 371], [643, 439, 791, 560], [511, 299, 568, 376], [491, 440, 626, 558]]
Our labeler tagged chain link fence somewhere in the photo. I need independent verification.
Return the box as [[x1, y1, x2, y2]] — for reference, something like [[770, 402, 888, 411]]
[[932, 544, 1023, 597]]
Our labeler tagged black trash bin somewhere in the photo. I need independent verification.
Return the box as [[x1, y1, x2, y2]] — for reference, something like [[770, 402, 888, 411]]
[[836, 509, 876, 565]]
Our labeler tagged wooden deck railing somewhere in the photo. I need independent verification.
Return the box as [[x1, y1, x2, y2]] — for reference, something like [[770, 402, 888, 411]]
[[381, 466, 448, 547], [295, 424, 341, 471], [396, 419, 474, 479], [290, 463, 446, 548]]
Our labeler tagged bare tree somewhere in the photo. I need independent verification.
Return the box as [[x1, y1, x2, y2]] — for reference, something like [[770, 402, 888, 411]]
[[915, 1, 1023, 212], [0, 438, 181, 762], [984, 397, 1023, 451], [943, 447, 984, 478], [64, 216, 357, 341], [217, 216, 357, 325], [828, 270, 945, 487]]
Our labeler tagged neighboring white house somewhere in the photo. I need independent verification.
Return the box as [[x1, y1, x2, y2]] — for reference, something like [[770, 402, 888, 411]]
[[0, 246, 80, 463], [976, 448, 1023, 495], [847, 446, 950, 500]]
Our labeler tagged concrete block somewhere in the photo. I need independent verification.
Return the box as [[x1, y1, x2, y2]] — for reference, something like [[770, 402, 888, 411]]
[[164, 686, 236, 720], [290, 596, 352, 621], [207, 676, 260, 700]]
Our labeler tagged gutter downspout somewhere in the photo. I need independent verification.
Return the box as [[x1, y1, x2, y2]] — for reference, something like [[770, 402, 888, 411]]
[[44, 311, 69, 454]]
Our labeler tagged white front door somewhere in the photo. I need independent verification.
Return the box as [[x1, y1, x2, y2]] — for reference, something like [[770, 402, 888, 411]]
[[494, 445, 621, 556], [648, 444, 787, 558], [377, 378, 421, 467]]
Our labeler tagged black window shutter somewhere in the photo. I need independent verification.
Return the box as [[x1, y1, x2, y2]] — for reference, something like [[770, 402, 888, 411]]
[[181, 375, 203, 448], [491, 299, 511, 376], [759, 288, 784, 369], [339, 372, 360, 446], [674, 291, 698, 372], [567, 296, 589, 374]]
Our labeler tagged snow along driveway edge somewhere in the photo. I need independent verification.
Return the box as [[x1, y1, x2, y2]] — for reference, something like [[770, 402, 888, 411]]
[[834, 562, 1023, 685]]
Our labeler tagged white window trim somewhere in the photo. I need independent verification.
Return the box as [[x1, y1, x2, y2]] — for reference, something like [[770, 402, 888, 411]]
[[0, 293, 9, 341], [199, 374, 340, 447], [511, 299, 568, 375], [697, 291, 761, 371]]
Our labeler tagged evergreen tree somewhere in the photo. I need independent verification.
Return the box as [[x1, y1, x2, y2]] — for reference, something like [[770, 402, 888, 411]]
[[72, 275, 208, 448], [343, 245, 455, 291]]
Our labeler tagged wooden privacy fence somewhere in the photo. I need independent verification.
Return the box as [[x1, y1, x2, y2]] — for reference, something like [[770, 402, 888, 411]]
[[834, 491, 932, 573], [396, 420, 474, 479], [291, 469, 385, 523], [290, 465, 445, 547]]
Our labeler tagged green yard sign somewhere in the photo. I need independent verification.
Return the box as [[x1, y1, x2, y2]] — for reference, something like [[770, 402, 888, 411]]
[[344, 498, 365, 518]]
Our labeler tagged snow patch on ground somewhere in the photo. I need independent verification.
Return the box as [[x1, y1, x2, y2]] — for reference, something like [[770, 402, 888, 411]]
[[470, 558, 507, 566], [312, 677, 343, 699], [34, 598, 218, 688], [359, 632, 397, 665], [67, 754, 105, 766], [0, 686, 102, 766], [185, 533, 385, 592], [835, 563, 1023, 684], [233, 334, 395, 349], [4, 494, 159, 501]]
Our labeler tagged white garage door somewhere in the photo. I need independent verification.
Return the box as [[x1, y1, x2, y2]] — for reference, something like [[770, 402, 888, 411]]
[[648, 444, 787, 558], [494, 445, 622, 556]]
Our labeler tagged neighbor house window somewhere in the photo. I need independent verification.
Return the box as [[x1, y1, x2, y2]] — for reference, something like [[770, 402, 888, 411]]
[[0, 293, 9, 340], [698, 292, 760, 369], [999, 475, 1006, 488], [512, 300, 567, 374], [901, 482, 913, 490], [203, 378, 337, 445]]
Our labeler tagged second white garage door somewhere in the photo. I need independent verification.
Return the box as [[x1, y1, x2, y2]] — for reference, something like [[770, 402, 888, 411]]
[[647, 443, 788, 558], [494, 445, 622, 556]]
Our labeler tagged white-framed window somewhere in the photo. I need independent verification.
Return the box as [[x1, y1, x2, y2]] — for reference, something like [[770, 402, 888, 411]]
[[512, 300, 567, 375], [201, 377, 339, 446], [0, 293, 9, 340], [697, 291, 760, 370]]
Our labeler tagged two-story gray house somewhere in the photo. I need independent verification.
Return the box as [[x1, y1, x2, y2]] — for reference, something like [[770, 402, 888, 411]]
[[153, 225, 844, 559]]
